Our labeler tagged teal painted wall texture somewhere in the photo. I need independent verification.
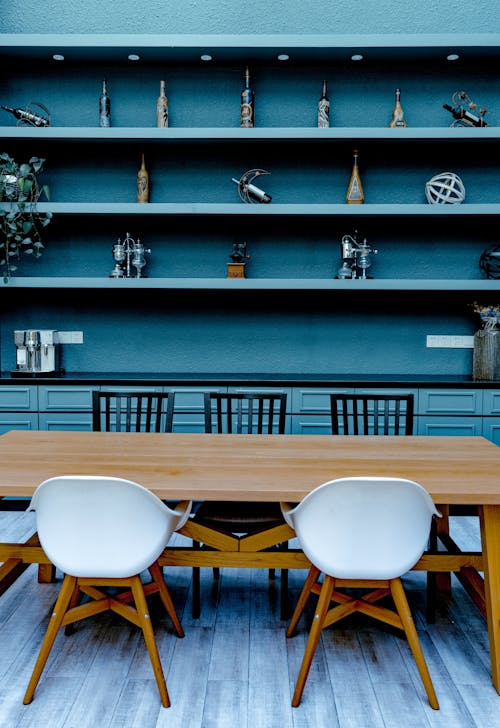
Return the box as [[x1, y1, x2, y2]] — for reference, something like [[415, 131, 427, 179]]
[[0, 0, 499, 34], [1, 5, 499, 377]]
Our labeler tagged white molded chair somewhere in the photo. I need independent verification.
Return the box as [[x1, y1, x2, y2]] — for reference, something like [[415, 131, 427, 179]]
[[23, 475, 192, 708], [281, 476, 440, 710]]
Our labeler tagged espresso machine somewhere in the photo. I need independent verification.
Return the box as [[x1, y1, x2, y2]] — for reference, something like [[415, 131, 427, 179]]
[[13, 330, 60, 376]]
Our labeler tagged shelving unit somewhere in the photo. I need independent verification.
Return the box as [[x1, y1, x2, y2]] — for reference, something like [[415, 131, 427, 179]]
[[1, 33, 499, 377]]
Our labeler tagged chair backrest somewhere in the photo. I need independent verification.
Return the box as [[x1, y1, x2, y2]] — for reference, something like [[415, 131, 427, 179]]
[[282, 476, 439, 580], [330, 394, 414, 435], [92, 391, 175, 433], [28, 475, 191, 578], [204, 392, 287, 434]]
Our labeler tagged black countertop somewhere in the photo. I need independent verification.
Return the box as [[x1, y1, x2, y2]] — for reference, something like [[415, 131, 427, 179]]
[[1, 372, 499, 388]]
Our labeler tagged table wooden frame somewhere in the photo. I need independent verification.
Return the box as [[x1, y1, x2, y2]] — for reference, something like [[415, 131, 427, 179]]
[[0, 430, 499, 693]]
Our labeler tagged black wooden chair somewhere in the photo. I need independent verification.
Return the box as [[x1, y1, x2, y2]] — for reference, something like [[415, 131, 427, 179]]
[[330, 393, 414, 436], [92, 390, 175, 433], [190, 391, 289, 619]]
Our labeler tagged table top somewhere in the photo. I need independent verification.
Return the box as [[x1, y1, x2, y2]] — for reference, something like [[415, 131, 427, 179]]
[[1, 430, 499, 504]]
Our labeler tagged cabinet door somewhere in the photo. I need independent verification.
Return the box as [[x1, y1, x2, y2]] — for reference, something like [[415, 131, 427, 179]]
[[292, 388, 354, 415], [417, 389, 483, 416], [38, 386, 95, 411], [291, 415, 332, 435], [0, 386, 37, 411], [38, 413, 93, 431], [416, 416, 482, 436], [0, 413, 38, 434]]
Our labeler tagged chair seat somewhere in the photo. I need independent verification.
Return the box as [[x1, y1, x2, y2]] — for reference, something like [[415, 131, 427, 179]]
[[194, 501, 284, 533]]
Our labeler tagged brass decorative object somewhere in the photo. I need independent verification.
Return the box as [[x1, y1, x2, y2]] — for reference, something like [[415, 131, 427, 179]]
[[346, 149, 364, 204], [389, 88, 407, 127], [232, 169, 272, 203]]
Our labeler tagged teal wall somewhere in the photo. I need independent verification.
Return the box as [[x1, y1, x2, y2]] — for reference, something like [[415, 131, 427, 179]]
[[0, 0, 498, 34], [1, 4, 499, 376]]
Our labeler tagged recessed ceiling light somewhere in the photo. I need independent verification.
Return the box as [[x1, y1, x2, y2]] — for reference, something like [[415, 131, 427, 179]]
[[351, 54, 364, 61], [52, 54, 65, 61], [277, 53, 290, 61], [201, 54, 213, 62], [447, 53, 460, 61], [128, 54, 140, 61]]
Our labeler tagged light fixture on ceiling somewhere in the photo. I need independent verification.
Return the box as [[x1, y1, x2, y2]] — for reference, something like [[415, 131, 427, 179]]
[[351, 53, 364, 61], [128, 54, 140, 61], [201, 54, 213, 62], [52, 54, 65, 61], [447, 53, 460, 61], [277, 53, 290, 61]]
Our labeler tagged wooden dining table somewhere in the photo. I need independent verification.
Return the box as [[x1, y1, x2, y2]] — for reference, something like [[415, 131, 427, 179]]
[[1, 429, 500, 693]]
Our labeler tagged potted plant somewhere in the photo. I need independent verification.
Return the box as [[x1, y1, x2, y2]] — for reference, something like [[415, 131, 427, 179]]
[[0, 152, 52, 281]]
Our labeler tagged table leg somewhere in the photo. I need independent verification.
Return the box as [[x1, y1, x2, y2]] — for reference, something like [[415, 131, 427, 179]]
[[479, 505, 500, 693]]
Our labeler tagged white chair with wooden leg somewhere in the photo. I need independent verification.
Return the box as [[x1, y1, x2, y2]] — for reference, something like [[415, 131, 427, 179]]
[[281, 476, 441, 710], [23, 475, 191, 708]]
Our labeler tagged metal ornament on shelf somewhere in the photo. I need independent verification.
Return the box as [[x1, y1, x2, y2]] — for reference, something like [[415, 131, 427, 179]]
[[425, 172, 465, 205], [336, 231, 378, 280], [1, 101, 51, 127], [110, 232, 151, 278], [479, 246, 500, 279], [232, 169, 272, 203], [443, 91, 487, 127]]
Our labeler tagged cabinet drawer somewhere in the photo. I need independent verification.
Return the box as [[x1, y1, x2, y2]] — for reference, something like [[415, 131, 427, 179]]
[[482, 418, 500, 446], [483, 391, 500, 416], [416, 416, 482, 436], [0, 413, 38, 433], [291, 388, 353, 414], [167, 386, 226, 413], [228, 386, 293, 413], [38, 413, 93, 431], [291, 415, 332, 435], [38, 386, 95, 412], [417, 390, 483, 416], [0, 386, 37, 411]]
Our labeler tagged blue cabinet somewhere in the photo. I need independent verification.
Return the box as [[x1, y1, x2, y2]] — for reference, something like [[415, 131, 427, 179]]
[[0, 386, 37, 411], [0, 413, 38, 434], [38, 386, 94, 412]]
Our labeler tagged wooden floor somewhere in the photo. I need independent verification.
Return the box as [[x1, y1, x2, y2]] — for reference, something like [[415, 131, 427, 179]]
[[1, 510, 500, 728]]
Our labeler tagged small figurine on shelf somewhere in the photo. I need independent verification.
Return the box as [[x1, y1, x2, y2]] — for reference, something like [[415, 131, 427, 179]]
[[227, 241, 250, 278], [232, 169, 272, 203], [99, 79, 111, 127], [317, 80, 330, 128], [156, 80, 169, 128], [345, 150, 364, 204], [137, 154, 149, 203], [443, 90, 487, 127], [389, 88, 407, 127]]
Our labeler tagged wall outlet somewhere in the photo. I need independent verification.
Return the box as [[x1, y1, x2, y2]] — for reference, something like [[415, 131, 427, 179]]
[[56, 331, 84, 344], [426, 335, 474, 348]]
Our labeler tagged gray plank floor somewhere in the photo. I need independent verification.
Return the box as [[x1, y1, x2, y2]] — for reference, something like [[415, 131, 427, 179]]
[[1, 510, 499, 728]]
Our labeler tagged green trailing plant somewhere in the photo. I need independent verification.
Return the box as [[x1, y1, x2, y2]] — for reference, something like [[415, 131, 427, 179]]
[[0, 152, 52, 281]]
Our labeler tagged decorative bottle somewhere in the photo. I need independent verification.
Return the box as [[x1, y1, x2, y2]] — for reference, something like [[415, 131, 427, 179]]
[[346, 149, 364, 204], [389, 88, 407, 128], [317, 80, 330, 128], [156, 80, 169, 128], [137, 154, 149, 203], [99, 78, 111, 128], [240, 66, 254, 128]]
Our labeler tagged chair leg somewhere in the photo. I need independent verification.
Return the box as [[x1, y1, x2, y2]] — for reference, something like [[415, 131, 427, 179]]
[[24, 574, 77, 704], [280, 567, 289, 621], [291, 574, 334, 707], [390, 578, 439, 710], [130, 576, 170, 708], [192, 541, 201, 619], [287, 566, 320, 638], [64, 582, 82, 636], [149, 562, 184, 638]]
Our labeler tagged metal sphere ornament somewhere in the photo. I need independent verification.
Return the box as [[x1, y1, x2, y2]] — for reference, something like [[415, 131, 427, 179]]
[[425, 172, 465, 205], [479, 246, 500, 279]]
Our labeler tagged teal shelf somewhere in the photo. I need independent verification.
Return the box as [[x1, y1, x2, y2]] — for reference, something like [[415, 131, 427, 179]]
[[2, 277, 498, 291], [1, 33, 500, 62], [0, 127, 499, 141], [3, 202, 499, 217]]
